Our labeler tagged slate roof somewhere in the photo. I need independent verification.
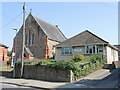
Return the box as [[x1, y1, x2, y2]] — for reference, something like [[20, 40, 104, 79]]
[[0, 43, 8, 48], [31, 14, 67, 42], [56, 30, 109, 47]]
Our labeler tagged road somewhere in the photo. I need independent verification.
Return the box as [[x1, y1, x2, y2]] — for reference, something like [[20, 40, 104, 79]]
[[1, 83, 30, 88], [58, 68, 120, 88], [74, 68, 120, 88]]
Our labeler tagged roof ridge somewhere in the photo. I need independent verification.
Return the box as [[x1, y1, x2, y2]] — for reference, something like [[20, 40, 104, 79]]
[[30, 13, 66, 42], [31, 15, 48, 36], [33, 15, 59, 29], [57, 27, 67, 40]]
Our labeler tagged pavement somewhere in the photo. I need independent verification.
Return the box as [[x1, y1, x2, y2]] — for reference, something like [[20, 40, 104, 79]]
[[1, 76, 66, 89], [0, 68, 120, 89]]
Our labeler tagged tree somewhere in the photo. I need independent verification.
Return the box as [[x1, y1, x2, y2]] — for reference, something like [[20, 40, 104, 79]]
[[7, 51, 12, 57]]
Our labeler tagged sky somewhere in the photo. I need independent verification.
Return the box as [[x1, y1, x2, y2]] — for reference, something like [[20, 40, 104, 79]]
[[1, 2, 118, 51]]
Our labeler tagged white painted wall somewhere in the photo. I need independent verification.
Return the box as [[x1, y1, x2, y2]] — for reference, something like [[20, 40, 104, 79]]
[[106, 46, 118, 64]]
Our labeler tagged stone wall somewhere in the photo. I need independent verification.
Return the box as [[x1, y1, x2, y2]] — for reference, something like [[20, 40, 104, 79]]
[[15, 64, 74, 82], [13, 14, 47, 59], [0, 71, 13, 78]]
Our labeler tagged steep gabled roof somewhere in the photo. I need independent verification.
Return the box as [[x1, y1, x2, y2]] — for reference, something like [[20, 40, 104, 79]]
[[31, 14, 67, 42], [56, 30, 109, 47]]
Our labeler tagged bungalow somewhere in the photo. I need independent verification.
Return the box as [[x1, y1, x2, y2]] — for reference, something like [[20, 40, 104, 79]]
[[55, 30, 118, 64]]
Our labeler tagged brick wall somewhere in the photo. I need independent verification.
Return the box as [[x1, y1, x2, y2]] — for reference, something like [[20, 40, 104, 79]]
[[0, 46, 8, 61], [13, 13, 60, 59], [13, 14, 48, 59], [47, 39, 60, 58]]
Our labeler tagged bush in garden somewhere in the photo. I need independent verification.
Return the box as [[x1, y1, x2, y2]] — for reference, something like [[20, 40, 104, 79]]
[[7, 60, 11, 66], [73, 55, 85, 62], [90, 54, 102, 62], [24, 60, 39, 64], [16, 60, 22, 66], [46, 59, 57, 63], [35, 60, 52, 66], [15, 57, 106, 78], [46, 60, 77, 70]]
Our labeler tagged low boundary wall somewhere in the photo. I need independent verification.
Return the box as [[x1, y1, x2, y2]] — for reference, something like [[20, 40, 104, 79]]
[[15, 64, 74, 82]]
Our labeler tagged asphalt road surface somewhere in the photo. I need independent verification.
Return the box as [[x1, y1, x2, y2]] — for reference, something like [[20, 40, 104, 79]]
[[75, 68, 120, 88], [1, 82, 31, 88]]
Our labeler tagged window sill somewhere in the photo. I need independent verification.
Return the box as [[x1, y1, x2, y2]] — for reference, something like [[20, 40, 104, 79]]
[[61, 54, 73, 56], [84, 53, 98, 55]]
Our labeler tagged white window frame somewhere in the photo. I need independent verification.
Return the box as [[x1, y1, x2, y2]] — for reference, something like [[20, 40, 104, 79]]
[[85, 45, 99, 54], [62, 47, 72, 55], [74, 48, 82, 52]]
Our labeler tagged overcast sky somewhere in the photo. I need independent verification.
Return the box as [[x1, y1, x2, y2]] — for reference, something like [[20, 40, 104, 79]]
[[1, 2, 118, 50]]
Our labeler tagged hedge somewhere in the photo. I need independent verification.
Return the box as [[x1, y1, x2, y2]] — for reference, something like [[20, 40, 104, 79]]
[[16, 54, 106, 78]]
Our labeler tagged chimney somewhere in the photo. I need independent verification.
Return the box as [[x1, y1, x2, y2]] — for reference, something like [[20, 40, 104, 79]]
[[30, 9, 32, 14], [55, 25, 58, 28]]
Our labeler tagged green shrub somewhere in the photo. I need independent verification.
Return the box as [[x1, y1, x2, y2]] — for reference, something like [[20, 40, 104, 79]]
[[73, 55, 85, 62], [16, 60, 22, 66], [46, 59, 57, 63], [24, 60, 39, 64], [24, 60, 32, 64], [7, 60, 11, 65], [47, 60, 81, 72], [90, 54, 102, 62], [35, 60, 52, 66], [15, 57, 106, 78]]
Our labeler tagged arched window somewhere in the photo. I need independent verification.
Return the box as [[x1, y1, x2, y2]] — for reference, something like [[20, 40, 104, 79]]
[[32, 34, 34, 45], [28, 30, 31, 45], [25, 35, 27, 45]]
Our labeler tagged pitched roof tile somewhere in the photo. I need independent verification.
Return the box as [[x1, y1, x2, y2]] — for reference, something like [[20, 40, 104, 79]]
[[32, 14, 67, 42], [56, 30, 109, 47]]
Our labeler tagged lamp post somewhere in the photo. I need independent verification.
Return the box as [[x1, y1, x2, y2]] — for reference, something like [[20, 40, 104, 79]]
[[13, 27, 17, 35], [12, 27, 17, 78]]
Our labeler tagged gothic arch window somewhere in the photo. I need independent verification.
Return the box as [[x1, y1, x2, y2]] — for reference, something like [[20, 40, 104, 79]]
[[25, 34, 27, 45], [32, 34, 34, 45], [28, 30, 31, 45]]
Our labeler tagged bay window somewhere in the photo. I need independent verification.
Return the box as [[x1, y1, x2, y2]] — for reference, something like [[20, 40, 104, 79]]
[[85, 45, 99, 54]]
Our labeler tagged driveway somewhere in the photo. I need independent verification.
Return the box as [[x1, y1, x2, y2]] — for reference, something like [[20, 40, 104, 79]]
[[58, 68, 120, 88]]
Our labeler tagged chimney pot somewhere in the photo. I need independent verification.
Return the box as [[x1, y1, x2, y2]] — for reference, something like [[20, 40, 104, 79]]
[[55, 25, 58, 27]]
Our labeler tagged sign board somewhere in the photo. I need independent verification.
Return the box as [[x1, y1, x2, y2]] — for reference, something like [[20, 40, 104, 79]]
[[13, 58, 18, 63], [12, 53, 15, 56]]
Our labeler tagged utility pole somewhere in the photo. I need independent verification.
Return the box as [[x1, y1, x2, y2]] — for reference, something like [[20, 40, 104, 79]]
[[20, 2, 26, 78], [12, 27, 17, 78]]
